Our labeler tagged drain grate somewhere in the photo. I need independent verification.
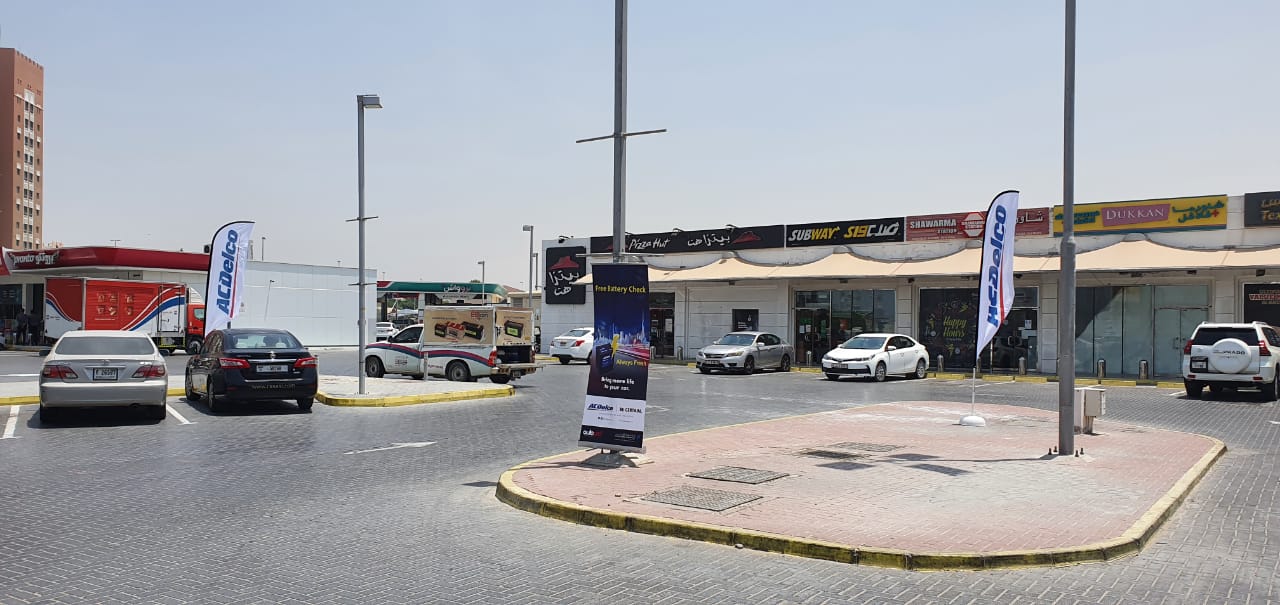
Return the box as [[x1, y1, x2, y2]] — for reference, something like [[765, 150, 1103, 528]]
[[641, 486, 762, 511], [797, 448, 867, 460], [828, 441, 903, 452], [688, 466, 788, 485]]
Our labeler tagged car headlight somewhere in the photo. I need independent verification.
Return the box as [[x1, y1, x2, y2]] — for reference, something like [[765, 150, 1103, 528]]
[[729, 349, 748, 356], [851, 356, 871, 362]]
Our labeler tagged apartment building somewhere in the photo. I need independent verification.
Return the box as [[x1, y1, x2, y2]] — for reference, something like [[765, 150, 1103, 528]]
[[1, 48, 44, 251]]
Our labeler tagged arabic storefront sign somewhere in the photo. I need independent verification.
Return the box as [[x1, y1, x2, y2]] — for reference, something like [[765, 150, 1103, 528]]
[[544, 246, 587, 305], [785, 217, 905, 247], [589, 225, 786, 255], [1243, 283, 1280, 326], [5, 250, 61, 269], [1053, 195, 1227, 234], [578, 264, 650, 453], [906, 207, 1051, 241], [1244, 191, 1280, 227]]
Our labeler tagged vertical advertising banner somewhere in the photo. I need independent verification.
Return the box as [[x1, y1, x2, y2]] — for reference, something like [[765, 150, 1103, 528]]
[[977, 191, 1019, 364], [578, 264, 651, 453], [204, 221, 255, 336]]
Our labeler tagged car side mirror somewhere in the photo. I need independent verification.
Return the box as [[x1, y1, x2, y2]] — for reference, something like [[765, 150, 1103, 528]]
[[886, 345, 897, 351]]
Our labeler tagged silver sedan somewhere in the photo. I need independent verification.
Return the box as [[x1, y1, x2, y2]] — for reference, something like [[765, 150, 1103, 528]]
[[39, 330, 169, 422], [696, 331, 794, 374]]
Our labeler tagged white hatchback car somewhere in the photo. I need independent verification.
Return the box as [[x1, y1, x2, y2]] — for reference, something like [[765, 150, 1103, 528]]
[[550, 327, 594, 365], [822, 333, 930, 382], [1182, 321, 1280, 400]]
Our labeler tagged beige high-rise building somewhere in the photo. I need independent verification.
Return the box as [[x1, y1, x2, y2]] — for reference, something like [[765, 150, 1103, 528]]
[[1, 48, 44, 250]]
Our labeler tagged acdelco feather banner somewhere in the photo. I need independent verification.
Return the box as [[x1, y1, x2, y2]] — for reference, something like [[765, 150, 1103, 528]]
[[977, 191, 1018, 363], [578, 264, 651, 453], [204, 221, 255, 336]]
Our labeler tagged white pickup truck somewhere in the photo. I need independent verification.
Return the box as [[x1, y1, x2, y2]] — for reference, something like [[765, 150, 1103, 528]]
[[363, 305, 540, 384]]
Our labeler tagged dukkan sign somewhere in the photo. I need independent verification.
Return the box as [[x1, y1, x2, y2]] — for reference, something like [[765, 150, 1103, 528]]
[[1053, 195, 1227, 235]]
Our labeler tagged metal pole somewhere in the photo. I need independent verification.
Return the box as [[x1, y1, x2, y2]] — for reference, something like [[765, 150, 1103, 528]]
[[357, 100, 368, 395], [611, 0, 627, 264], [479, 261, 486, 303], [524, 225, 535, 305], [1058, 0, 1077, 455]]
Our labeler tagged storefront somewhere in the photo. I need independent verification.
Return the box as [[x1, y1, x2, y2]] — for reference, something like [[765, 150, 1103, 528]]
[[917, 287, 1039, 371], [793, 289, 895, 365], [1073, 284, 1209, 377]]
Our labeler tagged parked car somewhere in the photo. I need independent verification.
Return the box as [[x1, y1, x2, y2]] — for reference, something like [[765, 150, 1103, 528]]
[[822, 333, 929, 382], [1182, 321, 1280, 400], [550, 327, 594, 364], [39, 330, 169, 422], [696, 331, 793, 374], [184, 328, 318, 412], [375, 321, 396, 341]]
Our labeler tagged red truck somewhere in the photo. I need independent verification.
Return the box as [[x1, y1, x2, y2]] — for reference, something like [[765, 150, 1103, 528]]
[[43, 277, 206, 354]]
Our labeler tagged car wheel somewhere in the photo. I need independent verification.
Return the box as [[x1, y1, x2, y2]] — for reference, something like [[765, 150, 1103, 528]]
[[825, 373, 840, 381], [184, 372, 201, 402], [1184, 381, 1203, 399], [1261, 375, 1278, 401], [365, 357, 385, 378], [297, 397, 314, 412], [557, 356, 571, 365], [208, 382, 227, 414], [39, 404, 60, 424], [489, 374, 511, 384], [778, 355, 791, 372], [185, 338, 203, 356], [446, 361, 472, 382], [699, 367, 712, 374], [873, 362, 887, 382], [1208, 384, 1223, 396], [146, 405, 167, 421], [913, 359, 928, 379], [742, 357, 755, 375]]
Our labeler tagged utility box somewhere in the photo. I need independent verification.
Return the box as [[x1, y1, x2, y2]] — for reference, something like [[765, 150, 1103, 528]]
[[1074, 386, 1106, 434]]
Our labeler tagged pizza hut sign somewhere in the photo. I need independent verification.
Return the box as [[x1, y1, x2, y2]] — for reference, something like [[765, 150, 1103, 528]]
[[6, 250, 60, 269]]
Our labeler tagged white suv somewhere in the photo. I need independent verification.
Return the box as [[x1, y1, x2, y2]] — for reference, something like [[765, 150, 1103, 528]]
[[1182, 321, 1280, 400]]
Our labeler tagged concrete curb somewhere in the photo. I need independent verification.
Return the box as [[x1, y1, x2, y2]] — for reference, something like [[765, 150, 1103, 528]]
[[0, 387, 187, 407], [495, 433, 1226, 571], [316, 385, 514, 407]]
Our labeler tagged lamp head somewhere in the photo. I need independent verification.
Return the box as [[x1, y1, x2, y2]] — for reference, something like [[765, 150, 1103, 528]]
[[357, 94, 383, 109], [522, 225, 534, 232]]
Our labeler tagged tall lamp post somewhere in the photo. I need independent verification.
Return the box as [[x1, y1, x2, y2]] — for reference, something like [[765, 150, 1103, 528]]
[[477, 260, 486, 303], [354, 93, 382, 395], [521, 225, 535, 306]]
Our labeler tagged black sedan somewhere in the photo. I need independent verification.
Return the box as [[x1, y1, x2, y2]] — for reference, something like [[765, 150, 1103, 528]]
[[184, 328, 318, 412]]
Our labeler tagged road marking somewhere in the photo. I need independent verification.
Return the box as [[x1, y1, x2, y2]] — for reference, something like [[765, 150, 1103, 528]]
[[2, 405, 19, 439], [165, 404, 192, 425], [0, 373, 39, 377], [343, 441, 436, 455], [1269, 420, 1279, 425]]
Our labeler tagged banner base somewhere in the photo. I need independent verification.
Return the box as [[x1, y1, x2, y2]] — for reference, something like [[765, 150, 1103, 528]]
[[960, 415, 988, 427], [579, 449, 652, 468]]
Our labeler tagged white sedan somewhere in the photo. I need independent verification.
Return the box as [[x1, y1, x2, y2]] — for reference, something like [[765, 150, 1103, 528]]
[[822, 333, 930, 382], [549, 327, 594, 364]]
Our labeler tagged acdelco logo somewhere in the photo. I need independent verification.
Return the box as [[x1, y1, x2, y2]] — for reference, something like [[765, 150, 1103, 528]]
[[985, 205, 1009, 328], [587, 403, 614, 411], [215, 229, 241, 314]]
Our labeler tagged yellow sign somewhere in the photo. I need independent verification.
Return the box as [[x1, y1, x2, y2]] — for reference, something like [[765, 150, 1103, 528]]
[[1053, 195, 1227, 234]]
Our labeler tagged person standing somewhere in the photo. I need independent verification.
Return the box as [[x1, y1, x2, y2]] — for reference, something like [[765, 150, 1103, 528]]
[[15, 309, 29, 346]]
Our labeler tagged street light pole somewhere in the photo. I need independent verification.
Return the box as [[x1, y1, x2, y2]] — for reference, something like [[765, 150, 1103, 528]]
[[1058, 0, 1077, 455], [522, 225, 535, 306], [477, 260, 486, 303], [354, 94, 382, 395]]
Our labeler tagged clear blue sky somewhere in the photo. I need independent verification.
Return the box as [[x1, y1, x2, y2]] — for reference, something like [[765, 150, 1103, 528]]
[[7, 1, 1278, 290]]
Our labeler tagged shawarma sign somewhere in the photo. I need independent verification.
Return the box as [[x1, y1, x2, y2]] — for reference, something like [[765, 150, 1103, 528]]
[[905, 207, 1051, 241]]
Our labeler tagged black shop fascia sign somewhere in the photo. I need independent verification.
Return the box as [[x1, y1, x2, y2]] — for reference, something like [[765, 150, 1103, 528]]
[[590, 225, 786, 255], [1244, 191, 1280, 227], [786, 217, 905, 247]]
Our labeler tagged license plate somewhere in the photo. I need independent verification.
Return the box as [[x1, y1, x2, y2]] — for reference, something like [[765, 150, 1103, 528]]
[[258, 364, 288, 373], [1190, 360, 1207, 370], [92, 368, 118, 381], [703, 360, 721, 366]]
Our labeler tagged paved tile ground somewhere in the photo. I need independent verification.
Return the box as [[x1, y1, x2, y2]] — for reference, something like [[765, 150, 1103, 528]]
[[509, 400, 1220, 557]]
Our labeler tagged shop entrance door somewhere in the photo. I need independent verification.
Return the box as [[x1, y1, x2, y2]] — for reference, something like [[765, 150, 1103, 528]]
[[795, 307, 829, 366], [650, 308, 674, 357], [1153, 307, 1208, 377]]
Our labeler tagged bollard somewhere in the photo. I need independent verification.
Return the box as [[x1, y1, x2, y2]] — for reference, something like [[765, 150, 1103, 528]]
[[1097, 358, 1107, 379], [650, 345, 658, 360], [937, 354, 945, 373], [677, 346, 683, 360], [1018, 356, 1027, 375], [1139, 359, 1149, 380], [806, 350, 814, 366]]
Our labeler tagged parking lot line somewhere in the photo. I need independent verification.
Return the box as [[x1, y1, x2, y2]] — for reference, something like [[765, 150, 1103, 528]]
[[165, 404, 192, 425], [2, 405, 18, 439]]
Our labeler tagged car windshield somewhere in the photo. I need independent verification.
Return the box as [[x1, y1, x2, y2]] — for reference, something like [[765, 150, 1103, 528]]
[[717, 334, 757, 346], [564, 329, 591, 337], [228, 333, 302, 349], [55, 336, 156, 356], [841, 336, 887, 350], [1192, 327, 1257, 345]]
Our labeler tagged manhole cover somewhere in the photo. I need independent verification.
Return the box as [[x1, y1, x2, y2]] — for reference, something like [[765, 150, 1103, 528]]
[[828, 441, 903, 452], [688, 466, 788, 485], [797, 448, 866, 460], [641, 486, 762, 511]]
